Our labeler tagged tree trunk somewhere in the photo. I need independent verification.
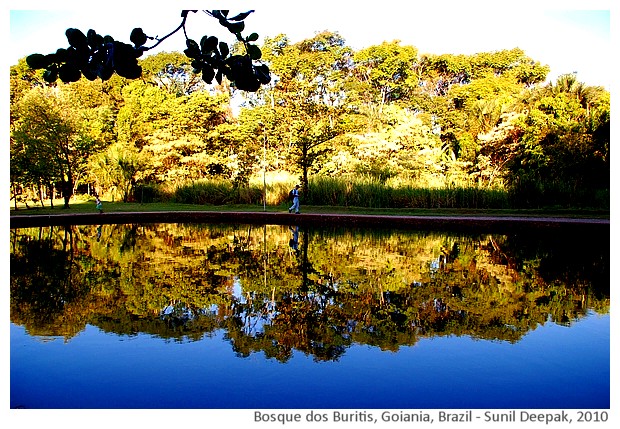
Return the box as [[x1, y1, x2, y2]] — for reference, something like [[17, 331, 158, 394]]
[[301, 145, 309, 196], [38, 184, 45, 208], [12, 183, 18, 210], [49, 183, 54, 209]]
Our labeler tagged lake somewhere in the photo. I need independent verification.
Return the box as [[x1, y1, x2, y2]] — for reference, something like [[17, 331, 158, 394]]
[[9, 222, 609, 409]]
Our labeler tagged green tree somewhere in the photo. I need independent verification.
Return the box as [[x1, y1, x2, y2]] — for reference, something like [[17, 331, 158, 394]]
[[140, 51, 205, 96], [260, 32, 355, 191], [351, 41, 419, 129], [88, 142, 148, 201], [478, 74, 609, 203], [11, 87, 100, 208]]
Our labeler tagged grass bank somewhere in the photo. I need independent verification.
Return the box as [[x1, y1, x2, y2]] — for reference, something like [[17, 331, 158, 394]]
[[9, 198, 610, 220]]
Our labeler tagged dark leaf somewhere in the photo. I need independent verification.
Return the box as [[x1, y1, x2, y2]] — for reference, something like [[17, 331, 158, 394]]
[[216, 70, 223, 84], [181, 10, 197, 17], [200, 35, 218, 54], [222, 20, 244, 34], [98, 66, 114, 81], [116, 64, 142, 79], [186, 39, 199, 50], [221, 65, 232, 80], [81, 64, 98, 81], [219, 41, 229, 58], [58, 63, 81, 82], [228, 10, 254, 21], [184, 39, 200, 58], [112, 41, 138, 61], [43, 69, 58, 83], [65, 28, 88, 49], [86, 29, 103, 48], [130, 28, 148, 47], [73, 45, 90, 64], [202, 66, 215, 83], [55, 48, 69, 62], [247, 44, 262, 60], [135, 46, 147, 58], [246, 32, 259, 42], [45, 52, 58, 64], [255, 64, 271, 84], [235, 75, 260, 92], [26, 54, 49, 70], [226, 54, 252, 70]]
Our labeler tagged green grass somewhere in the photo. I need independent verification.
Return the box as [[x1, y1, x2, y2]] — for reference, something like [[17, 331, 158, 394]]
[[9, 198, 609, 219]]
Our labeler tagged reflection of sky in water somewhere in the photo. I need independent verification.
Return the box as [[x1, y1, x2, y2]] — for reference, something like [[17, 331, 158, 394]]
[[232, 276, 243, 301], [10, 311, 609, 409], [232, 276, 272, 335]]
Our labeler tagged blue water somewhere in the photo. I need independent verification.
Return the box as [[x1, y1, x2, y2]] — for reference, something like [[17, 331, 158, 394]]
[[10, 311, 609, 409]]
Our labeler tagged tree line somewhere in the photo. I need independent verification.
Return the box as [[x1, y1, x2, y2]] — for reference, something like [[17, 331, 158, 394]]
[[10, 30, 610, 209]]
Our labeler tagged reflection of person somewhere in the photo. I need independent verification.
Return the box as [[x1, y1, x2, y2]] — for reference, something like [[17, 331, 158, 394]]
[[289, 225, 299, 250], [95, 196, 103, 213], [96, 225, 103, 242], [288, 185, 300, 214]]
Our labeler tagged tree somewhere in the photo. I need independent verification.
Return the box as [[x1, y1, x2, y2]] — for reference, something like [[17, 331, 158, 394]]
[[25, 10, 271, 92], [477, 74, 609, 202], [289, 108, 341, 194], [116, 78, 233, 184], [88, 142, 148, 202], [140, 51, 206, 96], [259, 32, 355, 191], [11, 87, 98, 208], [351, 41, 419, 129]]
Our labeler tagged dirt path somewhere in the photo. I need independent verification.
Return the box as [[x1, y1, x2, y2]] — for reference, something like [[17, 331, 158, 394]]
[[9, 210, 609, 233]]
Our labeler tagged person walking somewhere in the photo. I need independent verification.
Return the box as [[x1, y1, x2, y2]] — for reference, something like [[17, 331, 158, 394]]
[[95, 196, 103, 213], [288, 184, 301, 214]]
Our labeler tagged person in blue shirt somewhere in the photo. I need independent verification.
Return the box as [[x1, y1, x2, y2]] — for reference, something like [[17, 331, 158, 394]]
[[288, 185, 301, 214]]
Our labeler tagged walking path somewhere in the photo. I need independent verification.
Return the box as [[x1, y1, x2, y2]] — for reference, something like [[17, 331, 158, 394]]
[[9, 210, 609, 233]]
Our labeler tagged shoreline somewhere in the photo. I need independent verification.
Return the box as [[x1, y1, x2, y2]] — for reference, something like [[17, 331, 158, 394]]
[[9, 210, 610, 233]]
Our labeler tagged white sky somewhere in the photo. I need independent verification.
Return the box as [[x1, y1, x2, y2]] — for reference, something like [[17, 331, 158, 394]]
[[5, 0, 614, 89]]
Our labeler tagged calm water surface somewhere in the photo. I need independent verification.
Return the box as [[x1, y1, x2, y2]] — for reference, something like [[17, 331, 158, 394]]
[[10, 223, 609, 409]]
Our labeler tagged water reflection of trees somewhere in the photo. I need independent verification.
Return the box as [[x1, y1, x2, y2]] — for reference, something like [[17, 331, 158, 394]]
[[10, 223, 609, 361]]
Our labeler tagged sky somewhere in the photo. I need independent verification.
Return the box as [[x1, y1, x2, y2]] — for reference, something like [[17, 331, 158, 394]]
[[5, 0, 615, 89]]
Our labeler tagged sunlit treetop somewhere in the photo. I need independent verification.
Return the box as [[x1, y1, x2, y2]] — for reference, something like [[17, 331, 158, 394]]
[[25, 10, 271, 92]]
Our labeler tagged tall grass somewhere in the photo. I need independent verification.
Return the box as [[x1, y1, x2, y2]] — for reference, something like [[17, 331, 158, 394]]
[[508, 179, 610, 209], [305, 177, 511, 209], [131, 175, 608, 210], [173, 180, 263, 205]]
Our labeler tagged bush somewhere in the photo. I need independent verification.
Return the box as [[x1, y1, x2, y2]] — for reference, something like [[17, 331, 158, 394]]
[[132, 184, 169, 203]]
